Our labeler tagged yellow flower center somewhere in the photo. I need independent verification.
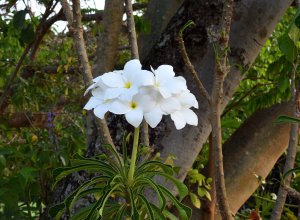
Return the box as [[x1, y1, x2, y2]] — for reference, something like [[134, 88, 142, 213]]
[[130, 102, 137, 109], [124, 82, 131, 89]]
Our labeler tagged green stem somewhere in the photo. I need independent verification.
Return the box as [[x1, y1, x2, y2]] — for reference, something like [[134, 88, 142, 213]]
[[128, 127, 140, 185]]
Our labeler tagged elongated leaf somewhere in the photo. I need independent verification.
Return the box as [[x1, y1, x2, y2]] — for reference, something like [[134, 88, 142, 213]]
[[162, 210, 177, 220], [134, 177, 166, 211], [149, 203, 166, 220], [142, 171, 188, 201], [158, 185, 191, 220], [70, 204, 95, 220], [115, 204, 127, 220], [71, 157, 120, 176], [136, 160, 174, 176], [53, 164, 113, 187], [98, 183, 121, 217], [276, 115, 300, 124], [49, 202, 65, 219], [129, 188, 140, 220], [189, 192, 201, 208], [102, 143, 123, 167], [65, 176, 110, 213], [283, 167, 300, 179], [138, 194, 155, 220]]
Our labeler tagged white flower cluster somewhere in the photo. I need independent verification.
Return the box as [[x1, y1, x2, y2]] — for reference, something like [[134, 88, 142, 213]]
[[84, 59, 198, 130]]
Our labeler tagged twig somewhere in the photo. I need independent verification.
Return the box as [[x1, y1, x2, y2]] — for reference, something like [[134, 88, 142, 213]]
[[60, 0, 114, 148], [178, 20, 211, 104], [271, 63, 299, 220], [283, 185, 300, 201], [211, 0, 234, 219], [0, 1, 60, 111], [124, 0, 149, 147]]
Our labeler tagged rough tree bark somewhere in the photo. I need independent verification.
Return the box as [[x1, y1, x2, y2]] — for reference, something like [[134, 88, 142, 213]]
[[140, 0, 293, 200], [187, 102, 292, 218]]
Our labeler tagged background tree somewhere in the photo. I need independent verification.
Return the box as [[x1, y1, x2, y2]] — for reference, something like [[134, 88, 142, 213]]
[[0, 0, 299, 219]]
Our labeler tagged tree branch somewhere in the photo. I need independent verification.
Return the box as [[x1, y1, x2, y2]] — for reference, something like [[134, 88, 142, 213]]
[[271, 63, 299, 219], [60, 0, 114, 148], [125, 0, 149, 146], [211, 0, 234, 219]]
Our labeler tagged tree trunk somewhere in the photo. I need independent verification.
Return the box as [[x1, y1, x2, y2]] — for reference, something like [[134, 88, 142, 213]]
[[141, 0, 292, 192], [191, 102, 292, 218]]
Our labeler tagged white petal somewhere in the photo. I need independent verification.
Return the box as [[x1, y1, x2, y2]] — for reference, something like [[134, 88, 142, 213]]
[[164, 77, 187, 94], [109, 100, 131, 114], [101, 72, 124, 87], [84, 83, 97, 96], [158, 87, 172, 98], [170, 111, 186, 130], [92, 75, 102, 83], [178, 92, 199, 108], [93, 105, 108, 119], [134, 92, 157, 113], [120, 86, 139, 101], [181, 109, 198, 126], [160, 97, 181, 114], [144, 107, 163, 128], [91, 87, 105, 99], [125, 108, 143, 128], [137, 70, 155, 86], [155, 65, 175, 83], [104, 88, 122, 99], [84, 97, 102, 110], [124, 59, 142, 74]]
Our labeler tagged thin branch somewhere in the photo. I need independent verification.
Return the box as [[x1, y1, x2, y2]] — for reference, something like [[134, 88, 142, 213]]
[[60, 0, 114, 148], [178, 21, 211, 104], [125, 0, 149, 147], [211, 0, 234, 219], [283, 185, 300, 201], [271, 63, 299, 220]]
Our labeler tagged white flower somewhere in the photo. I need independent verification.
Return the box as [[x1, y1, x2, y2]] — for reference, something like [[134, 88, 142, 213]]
[[83, 59, 199, 130], [151, 65, 187, 98], [170, 92, 198, 130], [101, 59, 154, 101], [109, 89, 157, 127], [84, 96, 115, 119]]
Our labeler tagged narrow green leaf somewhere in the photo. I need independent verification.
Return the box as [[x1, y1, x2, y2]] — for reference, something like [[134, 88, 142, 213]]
[[115, 204, 127, 220], [158, 185, 192, 220], [128, 188, 140, 220], [65, 176, 110, 213], [134, 177, 166, 211], [49, 202, 65, 219], [283, 167, 300, 180], [142, 171, 188, 201], [149, 203, 166, 220], [98, 183, 121, 216], [276, 115, 300, 124], [138, 194, 155, 220], [70, 204, 95, 220], [162, 210, 177, 220], [136, 161, 174, 176], [53, 164, 113, 187]]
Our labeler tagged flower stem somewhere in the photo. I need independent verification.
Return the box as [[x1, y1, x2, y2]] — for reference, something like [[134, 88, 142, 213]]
[[128, 127, 139, 185]]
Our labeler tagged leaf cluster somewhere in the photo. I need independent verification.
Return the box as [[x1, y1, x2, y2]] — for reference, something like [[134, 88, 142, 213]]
[[50, 135, 191, 220]]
